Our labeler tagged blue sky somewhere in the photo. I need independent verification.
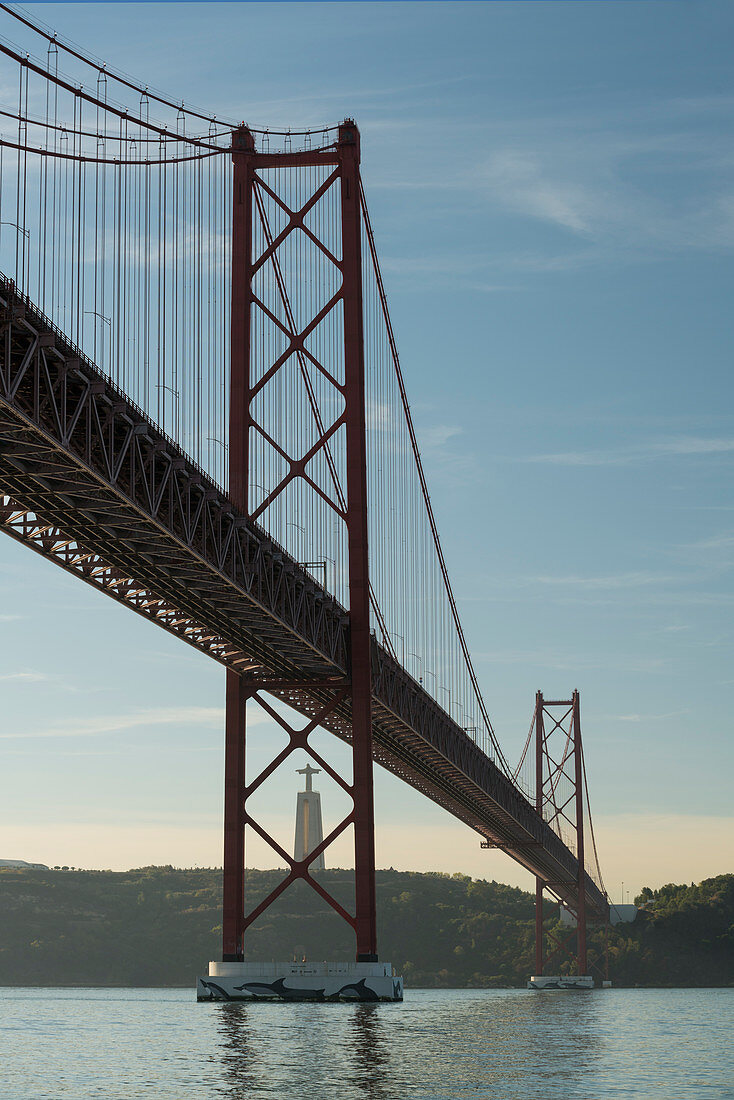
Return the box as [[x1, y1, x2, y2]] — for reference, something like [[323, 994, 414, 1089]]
[[1, 2, 732, 900]]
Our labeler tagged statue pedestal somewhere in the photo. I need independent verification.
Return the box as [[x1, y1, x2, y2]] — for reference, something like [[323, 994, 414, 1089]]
[[197, 960, 403, 1002]]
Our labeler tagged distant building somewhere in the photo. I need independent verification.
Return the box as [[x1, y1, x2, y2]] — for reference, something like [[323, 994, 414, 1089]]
[[0, 859, 49, 870], [608, 903, 638, 925], [294, 763, 325, 871], [559, 902, 638, 927]]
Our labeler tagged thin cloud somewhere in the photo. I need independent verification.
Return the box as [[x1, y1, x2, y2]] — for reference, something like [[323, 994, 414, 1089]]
[[378, 252, 519, 292], [0, 671, 53, 684], [473, 647, 665, 674], [420, 424, 463, 451], [416, 421, 484, 489], [522, 437, 734, 467], [478, 149, 596, 234], [526, 572, 679, 591], [381, 254, 491, 277], [688, 533, 734, 552], [0, 705, 227, 740], [605, 710, 689, 724], [0, 701, 294, 741], [372, 98, 734, 267], [229, 77, 475, 132]]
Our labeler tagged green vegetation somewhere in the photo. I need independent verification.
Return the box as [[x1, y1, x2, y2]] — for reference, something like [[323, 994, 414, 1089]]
[[0, 867, 731, 987], [608, 875, 734, 987]]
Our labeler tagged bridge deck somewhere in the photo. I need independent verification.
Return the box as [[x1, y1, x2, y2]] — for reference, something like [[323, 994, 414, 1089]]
[[0, 278, 607, 919]]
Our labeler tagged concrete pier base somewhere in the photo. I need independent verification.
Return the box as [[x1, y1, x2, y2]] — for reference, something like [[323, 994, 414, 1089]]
[[527, 974, 594, 990], [197, 961, 403, 1002]]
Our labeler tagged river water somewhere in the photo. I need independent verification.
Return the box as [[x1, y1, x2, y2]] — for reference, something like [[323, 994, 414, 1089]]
[[1, 987, 732, 1099]]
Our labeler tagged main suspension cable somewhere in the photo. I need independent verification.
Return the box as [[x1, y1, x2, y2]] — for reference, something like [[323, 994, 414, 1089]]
[[0, 39, 223, 149], [0, 2, 236, 128], [359, 177, 512, 775]]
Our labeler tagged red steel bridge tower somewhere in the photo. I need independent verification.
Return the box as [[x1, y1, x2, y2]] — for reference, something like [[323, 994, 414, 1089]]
[[221, 121, 384, 976], [526, 692, 609, 989]]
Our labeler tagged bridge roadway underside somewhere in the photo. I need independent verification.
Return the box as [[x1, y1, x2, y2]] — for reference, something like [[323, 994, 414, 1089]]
[[0, 279, 607, 920]]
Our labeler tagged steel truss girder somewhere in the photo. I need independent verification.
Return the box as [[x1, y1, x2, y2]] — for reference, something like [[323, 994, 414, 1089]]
[[0, 497, 260, 670], [0, 277, 606, 919]]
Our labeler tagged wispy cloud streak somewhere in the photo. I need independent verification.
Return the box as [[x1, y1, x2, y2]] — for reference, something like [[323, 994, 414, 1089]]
[[522, 437, 734, 467], [0, 671, 52, 684], [0, 705, 227, 740], [526, 572, 679, 590]]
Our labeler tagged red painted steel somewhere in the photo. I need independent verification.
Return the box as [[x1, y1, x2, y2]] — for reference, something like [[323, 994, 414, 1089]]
[[219, 120, 379, 962], [223, 669, 247, 959], [339, 121, 378, 960], [533, 691, 591, 977], [573, 691, 588, 974], [222, 126, 255, 962], [229, 124, 255, 517], [535, 691, 544, 976]]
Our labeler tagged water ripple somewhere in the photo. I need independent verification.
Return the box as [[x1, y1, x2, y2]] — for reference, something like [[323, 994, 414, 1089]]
[[0, 987, 732, 1099]]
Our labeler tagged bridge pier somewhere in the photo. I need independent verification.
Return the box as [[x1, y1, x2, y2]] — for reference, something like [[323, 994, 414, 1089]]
[[199, 961, 402, 1003]]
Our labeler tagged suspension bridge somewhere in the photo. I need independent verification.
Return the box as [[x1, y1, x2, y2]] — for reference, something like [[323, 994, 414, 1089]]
[[0, 7, 609, 1000]]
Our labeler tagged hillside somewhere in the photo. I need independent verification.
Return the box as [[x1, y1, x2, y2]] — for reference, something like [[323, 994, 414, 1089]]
[[612, 875, 734, 987], [0, 867, 731, 987]]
